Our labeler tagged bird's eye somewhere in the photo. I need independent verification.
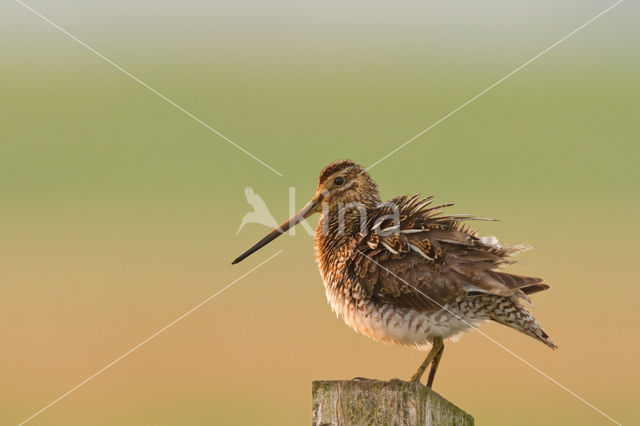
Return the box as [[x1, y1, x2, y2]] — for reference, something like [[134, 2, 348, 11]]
[[334, 176, 345, 186]]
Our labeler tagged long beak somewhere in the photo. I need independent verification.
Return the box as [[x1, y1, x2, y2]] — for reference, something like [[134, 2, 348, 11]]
[[231, 198, 318, 264]]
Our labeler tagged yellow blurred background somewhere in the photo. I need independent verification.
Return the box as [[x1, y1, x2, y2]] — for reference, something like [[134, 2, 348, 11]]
[[2, 1, 639, 424]]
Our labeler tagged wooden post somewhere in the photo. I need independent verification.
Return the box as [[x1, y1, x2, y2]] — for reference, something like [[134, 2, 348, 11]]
[[312, 379, 473, 426]]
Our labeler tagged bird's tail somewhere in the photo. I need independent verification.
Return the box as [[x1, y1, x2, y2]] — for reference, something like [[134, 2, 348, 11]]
[[485, 296, 558, 349]]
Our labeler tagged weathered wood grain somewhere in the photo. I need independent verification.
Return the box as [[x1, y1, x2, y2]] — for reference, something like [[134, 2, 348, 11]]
[[312, 379, 473, 426]]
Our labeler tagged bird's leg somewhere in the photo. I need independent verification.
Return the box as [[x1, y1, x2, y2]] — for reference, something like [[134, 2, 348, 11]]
[[410, 337, 444, 383], [426, 337, 444, 388]]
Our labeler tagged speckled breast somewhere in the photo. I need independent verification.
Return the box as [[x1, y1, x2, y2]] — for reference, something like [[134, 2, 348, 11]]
[[319, 267, 475, 350]]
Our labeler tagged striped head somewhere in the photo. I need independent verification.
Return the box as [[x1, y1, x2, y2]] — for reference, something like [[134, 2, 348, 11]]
[[315, 160, 381, 211]]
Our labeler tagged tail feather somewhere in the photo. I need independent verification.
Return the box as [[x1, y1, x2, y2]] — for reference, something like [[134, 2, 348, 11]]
[[486, 271, 550, 295], [482, 296, 558, 349]]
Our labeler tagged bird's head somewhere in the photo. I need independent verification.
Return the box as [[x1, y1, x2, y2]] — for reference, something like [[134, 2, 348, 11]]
[[314, 159, 381, 211], [232, 159, 380, 264]]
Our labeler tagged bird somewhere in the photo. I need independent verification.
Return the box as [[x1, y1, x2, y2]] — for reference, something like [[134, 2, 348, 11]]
[[232, 159, 556, 388], [236, 186, 278, 235]]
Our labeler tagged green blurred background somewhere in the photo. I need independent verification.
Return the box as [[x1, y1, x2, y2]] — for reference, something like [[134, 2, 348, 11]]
[[2, 1, 639, 424]]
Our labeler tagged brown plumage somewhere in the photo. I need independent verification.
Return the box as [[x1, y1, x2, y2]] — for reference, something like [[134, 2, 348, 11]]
[[233, 159, 557, 388]]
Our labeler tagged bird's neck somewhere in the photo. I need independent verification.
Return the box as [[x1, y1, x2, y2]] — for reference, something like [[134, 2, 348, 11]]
[[319, 203, 371, 237], [313, 203, 372, 279]]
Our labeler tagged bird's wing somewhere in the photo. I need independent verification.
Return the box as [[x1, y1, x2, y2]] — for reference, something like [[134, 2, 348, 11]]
[[244, 186, 256, 202], [244, 186, 271, 211], [349, 195, 548, 312]]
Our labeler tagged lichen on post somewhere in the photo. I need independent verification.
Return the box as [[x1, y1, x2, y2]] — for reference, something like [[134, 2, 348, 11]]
[[312, 379, 473, 426]]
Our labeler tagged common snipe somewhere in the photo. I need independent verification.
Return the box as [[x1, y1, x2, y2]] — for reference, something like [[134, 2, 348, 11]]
[[233, 160, 556, 387]]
